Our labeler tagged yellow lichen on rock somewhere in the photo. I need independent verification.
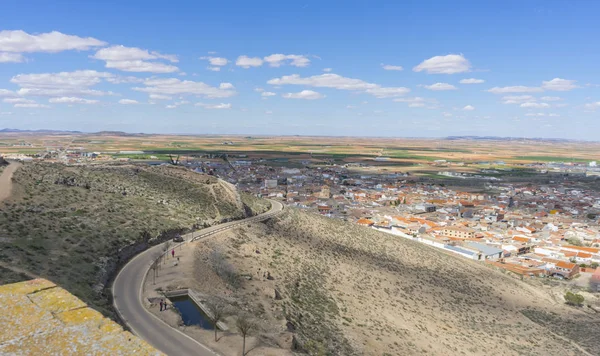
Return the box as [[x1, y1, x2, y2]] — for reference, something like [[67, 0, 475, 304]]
[[28, 286, 88, 313], [0, 279, 164, 355]]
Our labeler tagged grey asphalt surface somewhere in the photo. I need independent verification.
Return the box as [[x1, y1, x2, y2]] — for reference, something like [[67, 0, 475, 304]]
[[112, 199, 284, 356]]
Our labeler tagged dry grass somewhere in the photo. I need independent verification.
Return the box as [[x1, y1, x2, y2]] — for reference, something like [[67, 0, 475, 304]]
[[192, 208, 600, 356]]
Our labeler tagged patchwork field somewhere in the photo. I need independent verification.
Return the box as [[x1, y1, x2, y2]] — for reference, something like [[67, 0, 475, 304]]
[[2, 133, 600, 171]]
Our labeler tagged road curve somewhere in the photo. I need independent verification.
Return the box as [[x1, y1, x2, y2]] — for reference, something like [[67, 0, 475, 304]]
[[112, 199, 284, 356]]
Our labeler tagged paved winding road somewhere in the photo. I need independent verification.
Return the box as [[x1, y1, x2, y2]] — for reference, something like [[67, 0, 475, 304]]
[[112, 199, 284, 356]]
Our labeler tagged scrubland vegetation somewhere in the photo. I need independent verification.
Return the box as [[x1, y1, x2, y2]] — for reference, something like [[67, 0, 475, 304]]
[[0, 162, 263, 316], [194, 208, 600, 355]]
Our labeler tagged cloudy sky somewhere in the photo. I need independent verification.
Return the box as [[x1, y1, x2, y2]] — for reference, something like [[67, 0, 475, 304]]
[[0, 0, 599, 139]]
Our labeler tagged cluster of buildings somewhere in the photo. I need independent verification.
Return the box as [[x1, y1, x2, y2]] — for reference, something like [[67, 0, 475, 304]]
[[221, 161, 600, 289]]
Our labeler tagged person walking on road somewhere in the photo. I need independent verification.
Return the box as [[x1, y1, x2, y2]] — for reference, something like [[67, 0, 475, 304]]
[[171, 249, 175, 258], [159, 299, 164, 311]]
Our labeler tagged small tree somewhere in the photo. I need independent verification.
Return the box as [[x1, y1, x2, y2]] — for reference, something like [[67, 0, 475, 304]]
[[150, 252, 162, 284], [564, 291, 584, 306], [205, 298, 228, 342], [566, 237, 583, 247], [236, 313, 257, 356], [591, 262, 599, 269]]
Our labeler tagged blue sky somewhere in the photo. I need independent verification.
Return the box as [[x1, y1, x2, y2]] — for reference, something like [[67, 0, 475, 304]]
[[0, 0, 599, 139]]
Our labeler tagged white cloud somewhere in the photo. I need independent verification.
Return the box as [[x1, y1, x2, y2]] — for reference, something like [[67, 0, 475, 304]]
[[459, 78, 484, 84], [501, 95, 535, 104], [149, 94, 172, 100], [264, 54, 310, 67], [254, 88, 265, 92], [394, 97, 426, 104], [236, 55, 264, 68], [265, 110, 273, 115], [268, 73, 377, 90], [196, 102, 232, 109], [49, 97, 99, 104], [409, 103, 425, 108], [541, 78, 578, 91], [525, 113, 545, 117], [463, 105, 475, 111], [92, 45, 179, 73], [219, 83, 234, 90], [520, 102, 549, 108], [421, 82, 457, 91], [394, 97, 436, 108], [104, 60, 178, 73], [443, 112, 453, 117], [3, 98, 34, 104], [119, 99, 139, 105], [93, 45, 177, 62], [584, 102, 600, 111], [382, 64, 403, 71], [10, 70, 115, 97], [0, 30, 106, 54], [486, 86, 543, 94], [413, 54, 471, 74], [207, 67, 221, 72], [14, 103, 50, 108], [0, 89, 16, 97], [261, 91, 276, 97], [323, 68, 332, 72], [200, 56, 228, 66], [268, 73, 410, 98], [163, 100, 189, 109], [133, 78, 236, 98], [282, 90, 324, 100], [549, 113, 560, 117], [16, 88, 110, 97], [0, 111, 12, 115], [541, 96, 562, 101], [365, 87, 410, 98], [0, 52, 24, 63], [105, 76, 144, 84]]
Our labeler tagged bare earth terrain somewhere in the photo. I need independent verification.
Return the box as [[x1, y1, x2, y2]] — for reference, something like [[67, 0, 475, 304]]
[[0, 162, 20, 202], [153, 208, 600, 356]]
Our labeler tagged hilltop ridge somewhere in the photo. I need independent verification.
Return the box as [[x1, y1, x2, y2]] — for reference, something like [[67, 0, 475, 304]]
[[0, 162, 267, 316]]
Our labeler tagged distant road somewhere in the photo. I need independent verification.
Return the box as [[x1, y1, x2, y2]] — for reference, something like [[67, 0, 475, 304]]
[[0, 162, 22, 203], [112, 199, 284, 356]]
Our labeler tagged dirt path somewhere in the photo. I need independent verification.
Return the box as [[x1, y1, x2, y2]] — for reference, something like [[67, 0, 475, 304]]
[[0, 162, 22, 203]]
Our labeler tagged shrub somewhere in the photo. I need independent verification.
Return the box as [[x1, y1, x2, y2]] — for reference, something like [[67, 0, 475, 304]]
[[564, 291, 584, 306], [209, 249, 241, 288]]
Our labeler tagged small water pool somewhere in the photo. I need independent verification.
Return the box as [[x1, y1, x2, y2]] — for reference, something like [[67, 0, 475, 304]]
[[169, 296, 215, 330]]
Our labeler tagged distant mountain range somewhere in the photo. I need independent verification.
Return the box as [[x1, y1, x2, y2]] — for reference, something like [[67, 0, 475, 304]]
[[0, 128, 83, 134], [0, 129, 588, 142], [445, 136, 579, 143], [0, 129, 146, 137]]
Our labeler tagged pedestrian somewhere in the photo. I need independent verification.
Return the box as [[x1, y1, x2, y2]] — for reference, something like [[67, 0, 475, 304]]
[[159, 299, 163, 311], [171, 249, 175, 258]]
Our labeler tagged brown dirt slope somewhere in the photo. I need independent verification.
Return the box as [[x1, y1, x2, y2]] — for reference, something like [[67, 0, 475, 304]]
[[193, 208, 600, 356]]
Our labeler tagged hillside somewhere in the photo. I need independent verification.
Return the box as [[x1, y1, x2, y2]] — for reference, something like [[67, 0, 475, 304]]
[[0, 162, 267, 317], [191, 209, 600, 356]]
